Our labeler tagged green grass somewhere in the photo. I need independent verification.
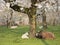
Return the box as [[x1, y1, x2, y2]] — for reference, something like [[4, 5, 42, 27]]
[[0, 25, 60, 45]]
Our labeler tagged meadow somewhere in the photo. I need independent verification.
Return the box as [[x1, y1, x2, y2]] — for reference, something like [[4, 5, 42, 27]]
[[0, 25, 60, 45]]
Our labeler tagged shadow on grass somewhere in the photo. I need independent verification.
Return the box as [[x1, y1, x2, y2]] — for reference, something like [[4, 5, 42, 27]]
[[41, 39, 49, 45]]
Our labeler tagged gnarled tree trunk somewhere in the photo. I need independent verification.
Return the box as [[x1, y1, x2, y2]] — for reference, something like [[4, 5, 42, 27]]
[[29, 15, 36, 38]]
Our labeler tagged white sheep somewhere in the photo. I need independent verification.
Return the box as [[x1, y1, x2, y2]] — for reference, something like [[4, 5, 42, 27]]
[[21, 32, 29, 39], [10, 26, 17, 29], [39, 26, 43, 29]]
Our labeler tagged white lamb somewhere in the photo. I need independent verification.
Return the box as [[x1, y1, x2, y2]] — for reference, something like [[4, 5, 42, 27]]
[[21, 32, 29, 39], [10, 26, 17, 29], [39, 26, 43, 29]]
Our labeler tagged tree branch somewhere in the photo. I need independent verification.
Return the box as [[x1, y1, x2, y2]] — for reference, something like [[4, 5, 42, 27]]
[[10, 4, 30, 14]]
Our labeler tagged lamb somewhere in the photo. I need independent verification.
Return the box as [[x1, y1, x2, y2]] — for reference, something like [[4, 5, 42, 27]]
[[21, 32, 29, 39], [10, 26, 17, 29]]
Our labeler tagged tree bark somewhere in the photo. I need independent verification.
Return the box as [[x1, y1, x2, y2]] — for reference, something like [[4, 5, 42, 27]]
[[9, 9, 13, 27], [29, 15, 36, 38], [28, 5, 36, 38], [42, 8, 47, 29], [42, 14, 47, 29], [6, 18, 9, 28]]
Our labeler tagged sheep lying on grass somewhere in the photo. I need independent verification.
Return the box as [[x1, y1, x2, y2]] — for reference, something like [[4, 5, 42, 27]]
[[10, 26, 18, 29], [35, 31, 55, 40], [21, 32, 29, 39]]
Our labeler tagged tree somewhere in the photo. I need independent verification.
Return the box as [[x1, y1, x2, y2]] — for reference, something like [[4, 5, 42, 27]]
[[40, 2, 47, 29], [36, 1, 48, 29], [5, 2, 13, 28], [4, 0, 46, 38], [42, 7, 47, 29], [9, 9, 13, 27]]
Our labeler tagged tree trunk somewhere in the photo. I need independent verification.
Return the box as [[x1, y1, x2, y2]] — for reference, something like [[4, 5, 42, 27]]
[[29, 15, 36, 38], [42, 14, 47, 29], [27, 4, 36, 38], [6, 18, 9, 28], [42, 9, 47, 29], [9, 9, 13, 27]]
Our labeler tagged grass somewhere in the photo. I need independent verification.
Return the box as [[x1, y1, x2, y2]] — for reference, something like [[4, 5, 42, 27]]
[[0, 25, 60, 45]]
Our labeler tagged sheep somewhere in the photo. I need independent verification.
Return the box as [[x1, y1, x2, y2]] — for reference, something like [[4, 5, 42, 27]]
[[35, 31, 55, 40], [21, 32, 29, 39], [10, 26, 17, 29], [39, 26, 43, 29]]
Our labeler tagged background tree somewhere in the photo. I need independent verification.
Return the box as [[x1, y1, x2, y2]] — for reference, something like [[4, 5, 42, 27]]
[[5, 2, 13, 28]]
